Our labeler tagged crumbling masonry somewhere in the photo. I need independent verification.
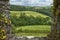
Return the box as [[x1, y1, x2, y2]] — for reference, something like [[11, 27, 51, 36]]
[[0, 0, 11, 40]]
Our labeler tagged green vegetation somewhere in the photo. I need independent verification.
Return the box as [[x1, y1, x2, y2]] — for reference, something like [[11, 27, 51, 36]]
[[10, 5, 53, 17], [10, 11, 48, 18], [10, 11, 51, 26], [14, 25, 51, 37], [0, 11, 11, 40], [10, 5, 52, 37], [16, 25, 50, 33], [16, 33, 48, 37]]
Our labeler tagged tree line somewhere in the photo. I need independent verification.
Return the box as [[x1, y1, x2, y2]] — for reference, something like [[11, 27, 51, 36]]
[[10, 12, 51, 26], [10, 5, 53, 17]]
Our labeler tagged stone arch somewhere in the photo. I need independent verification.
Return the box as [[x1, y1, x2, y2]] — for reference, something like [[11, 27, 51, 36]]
[[0, 0, 12, 40], [0, 0, 60, 40], [47, 0, 60, 40]]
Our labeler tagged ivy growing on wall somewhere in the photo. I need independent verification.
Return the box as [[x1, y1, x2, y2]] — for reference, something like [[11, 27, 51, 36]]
[[0, 13, 6, 40], [0, 12, 11, 40]]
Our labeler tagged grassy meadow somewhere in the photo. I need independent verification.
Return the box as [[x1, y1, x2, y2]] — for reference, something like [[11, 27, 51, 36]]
[[10, 11, 49, 18], [15, 25, 51, 37], [10, 11, 51, 37]]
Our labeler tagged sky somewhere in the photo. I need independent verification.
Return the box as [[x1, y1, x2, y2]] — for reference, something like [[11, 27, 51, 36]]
[[10, 0, 53, 6]]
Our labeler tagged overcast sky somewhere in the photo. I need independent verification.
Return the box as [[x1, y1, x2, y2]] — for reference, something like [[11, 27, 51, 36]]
[[10, 0, 53, 6]]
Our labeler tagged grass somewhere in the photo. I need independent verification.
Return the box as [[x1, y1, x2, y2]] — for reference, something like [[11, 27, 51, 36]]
[[10, 11, 49, 18], [16, 25, 50, 31], [11, 11, 51, 37], [14, 25, 51, 37], [15, 33, 48, 37]]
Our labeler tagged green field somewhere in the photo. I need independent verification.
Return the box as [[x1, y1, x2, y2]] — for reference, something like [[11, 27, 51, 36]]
[[14, 25, 51, 37], [11, 11, 51, 37], [10, 11, 49, 18]]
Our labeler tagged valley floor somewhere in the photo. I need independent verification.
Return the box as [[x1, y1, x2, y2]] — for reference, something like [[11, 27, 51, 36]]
[[15, 25, 51, 37]]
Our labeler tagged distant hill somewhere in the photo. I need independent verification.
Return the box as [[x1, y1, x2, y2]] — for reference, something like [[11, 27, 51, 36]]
[[10, 11, 49, 18], [10, 11, 51, 26], [10, 5, 53, 17]]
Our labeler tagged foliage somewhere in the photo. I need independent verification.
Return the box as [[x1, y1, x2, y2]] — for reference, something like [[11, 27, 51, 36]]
[[0, 12, 11, 40], [10, 5, 53, 17], [0, 30, 6, 40], [10, 11, 48, 18], [10, 12, 51, 26], [15, 25, 50, 37], [16, 25, 50, 33], [0, 13, 6, 40]]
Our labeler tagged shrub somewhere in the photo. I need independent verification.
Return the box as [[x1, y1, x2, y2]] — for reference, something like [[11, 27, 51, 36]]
[[11, 13, 51, 26]]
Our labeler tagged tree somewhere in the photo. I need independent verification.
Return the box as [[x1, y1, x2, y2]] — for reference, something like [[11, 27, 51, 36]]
[[47, 0, 60, 40], [0, 0, 12, 40]]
